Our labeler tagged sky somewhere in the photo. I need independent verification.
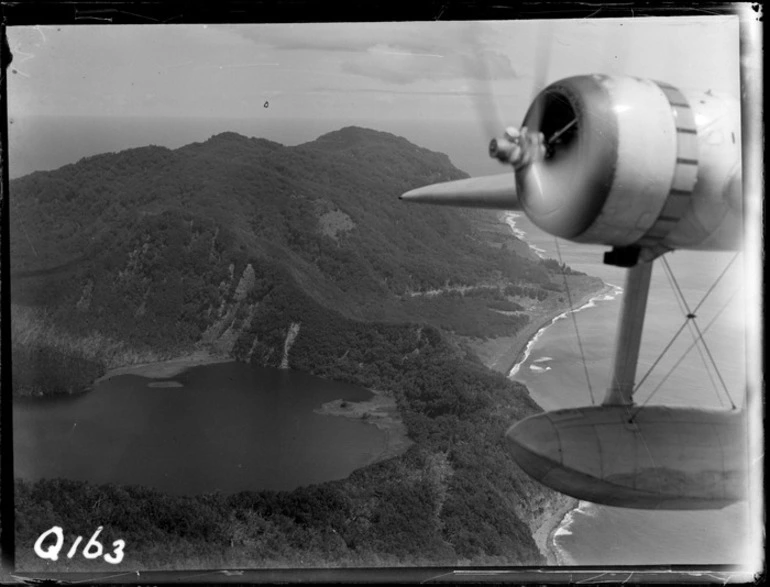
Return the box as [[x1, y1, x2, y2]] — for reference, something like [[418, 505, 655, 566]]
[[8, 15, 742, 125]]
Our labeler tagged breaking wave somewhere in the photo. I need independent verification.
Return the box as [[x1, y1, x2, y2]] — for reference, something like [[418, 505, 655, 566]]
[[503, 212, 547, 258], [552, 501, 597, 565], [508, 285, 622, 379]]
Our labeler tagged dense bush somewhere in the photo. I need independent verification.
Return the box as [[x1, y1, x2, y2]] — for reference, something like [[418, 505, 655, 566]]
[[11, 127, 597, 570]]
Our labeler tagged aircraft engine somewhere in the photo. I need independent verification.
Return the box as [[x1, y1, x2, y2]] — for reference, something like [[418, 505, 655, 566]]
[[401, 75, 743, 257]]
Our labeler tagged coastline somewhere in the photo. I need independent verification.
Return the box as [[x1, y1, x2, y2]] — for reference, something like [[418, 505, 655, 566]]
[[502, 282, 616, 377], [95, 349, 235, 383], [489, 212, 615, 564], [512, 282, 618, 565], [471, 280, 615, 377], [465, 278, 613, 564], [314, 388, 414, 466], [532, 497, 579, 565]]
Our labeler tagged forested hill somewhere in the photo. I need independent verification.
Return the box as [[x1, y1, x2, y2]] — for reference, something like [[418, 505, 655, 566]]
[[9, 126, 577, 378], [11, 127, 549, 318], [10, 127, 601, 568]]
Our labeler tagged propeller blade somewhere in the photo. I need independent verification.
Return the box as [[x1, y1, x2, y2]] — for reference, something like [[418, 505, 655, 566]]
[[526, 20, 555, 131], [532, 21, 554, 102], [461, 23, 504, 141], [400, 173, 520, 210]]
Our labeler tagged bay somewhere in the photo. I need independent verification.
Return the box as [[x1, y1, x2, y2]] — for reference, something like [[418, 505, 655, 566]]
[[13, 362, 387, 495]]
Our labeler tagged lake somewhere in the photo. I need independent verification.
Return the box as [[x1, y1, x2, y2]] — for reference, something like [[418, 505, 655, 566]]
[[13, 362, 387, 495]]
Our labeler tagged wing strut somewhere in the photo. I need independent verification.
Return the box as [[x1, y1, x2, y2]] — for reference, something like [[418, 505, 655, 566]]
[[602, 258, 654, 406]]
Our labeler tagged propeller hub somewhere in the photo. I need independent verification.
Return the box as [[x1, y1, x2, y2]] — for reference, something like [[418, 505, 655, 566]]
[[489, 126, 546, 170]]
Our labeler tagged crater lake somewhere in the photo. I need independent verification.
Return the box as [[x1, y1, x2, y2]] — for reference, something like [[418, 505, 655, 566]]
[[14, 362, 388, 495]]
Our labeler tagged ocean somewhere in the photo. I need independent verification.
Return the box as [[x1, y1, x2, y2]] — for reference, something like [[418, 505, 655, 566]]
[[505, 212, 756, 567]]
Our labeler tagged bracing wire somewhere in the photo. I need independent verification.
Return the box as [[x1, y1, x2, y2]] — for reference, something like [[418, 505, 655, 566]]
[[682, 308, 737, 409], [633, 288, 741, 414], [630, 254, 739, 419], [689, 328, 722, 405], [660, 256, 737, 409], [661, 256, 722, 405], [554, 238, 595, 404], [632, 316, 691, 396], [669, 253, 739, 317]]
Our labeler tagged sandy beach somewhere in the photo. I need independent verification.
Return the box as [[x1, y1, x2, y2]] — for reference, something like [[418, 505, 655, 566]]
[[492, 282, 614, 377], [95, 349, 234, 383], [466, 278, 613, 379], [315, 388, 414, 465]]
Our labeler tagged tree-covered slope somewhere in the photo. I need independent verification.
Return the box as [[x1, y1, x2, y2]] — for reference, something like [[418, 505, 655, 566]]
[[9, 127, 600, 568], [11, 127, 549, 316], [9, 127, 578, 394]]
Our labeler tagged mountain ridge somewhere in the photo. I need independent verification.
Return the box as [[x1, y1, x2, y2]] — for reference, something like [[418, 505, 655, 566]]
[[10, 126, 563, 324]]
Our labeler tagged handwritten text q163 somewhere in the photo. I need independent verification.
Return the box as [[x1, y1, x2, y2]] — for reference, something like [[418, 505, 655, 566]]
[[34, 526, 125, 564]]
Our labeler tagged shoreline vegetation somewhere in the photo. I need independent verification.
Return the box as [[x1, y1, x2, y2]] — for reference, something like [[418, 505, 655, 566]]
[[95, 349, 234, 382]]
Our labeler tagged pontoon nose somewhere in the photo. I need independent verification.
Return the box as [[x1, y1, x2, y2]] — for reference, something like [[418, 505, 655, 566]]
[[505, 412, 627, 505], [505, 414, 562, 482], [505, 406, 747, 510]]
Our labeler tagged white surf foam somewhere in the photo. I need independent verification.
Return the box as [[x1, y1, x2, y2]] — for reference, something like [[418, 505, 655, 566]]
[[551, 501, 594, 564], [503, 211, 546, 259], [508, 320, 553, 378], [508, 284, 623, 379]]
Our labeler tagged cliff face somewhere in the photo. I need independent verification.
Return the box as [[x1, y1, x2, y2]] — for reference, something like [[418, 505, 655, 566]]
[[10, 127, 598, 566]]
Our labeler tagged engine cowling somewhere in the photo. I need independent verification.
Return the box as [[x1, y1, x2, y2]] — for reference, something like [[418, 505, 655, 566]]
[[518, 75, 742, 254], [401, 75, 743, 256]]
